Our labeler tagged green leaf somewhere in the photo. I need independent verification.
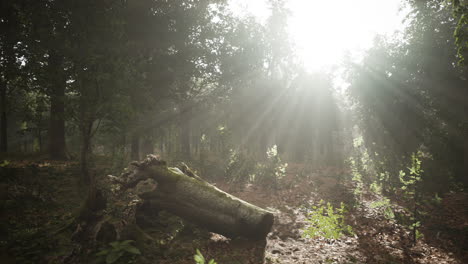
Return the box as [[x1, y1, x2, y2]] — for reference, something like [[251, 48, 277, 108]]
[[109, 241, 120, 249], [120, 240, 134, 245], [194, 255, 204, 263], [96, 249, 109, 256], [124, 246, 141, 255], [194, 249, 205, 264], [0, 160, 10, 167], [106, 251, 123, 264]]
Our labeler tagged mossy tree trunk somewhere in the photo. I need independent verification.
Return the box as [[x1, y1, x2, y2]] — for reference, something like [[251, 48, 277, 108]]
[[122, 155, 274, 240], [70, 155, 274, 259]]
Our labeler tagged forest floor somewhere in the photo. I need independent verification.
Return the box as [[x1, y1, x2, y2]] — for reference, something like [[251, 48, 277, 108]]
[[1, 158, 467, 264]]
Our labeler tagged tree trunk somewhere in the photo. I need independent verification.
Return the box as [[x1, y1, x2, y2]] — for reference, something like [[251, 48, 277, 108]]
[[0, 82, 7, 152], [464, 125, 468, 187], [80, 121, 93, 184], [141, 135, 154, 157], [48, 51, 67, 159], [463, 89, 468, 187], [131, 132, 140, 161], [123, 156, 274, 240], [180, 123, 191, 159]]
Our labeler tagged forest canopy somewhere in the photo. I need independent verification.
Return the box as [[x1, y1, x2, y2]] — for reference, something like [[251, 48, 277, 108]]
[[2, 0, 466, 186]]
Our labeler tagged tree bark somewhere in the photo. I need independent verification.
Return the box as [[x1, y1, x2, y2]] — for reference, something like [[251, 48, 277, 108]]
[[180, 119, 191, 159], [122, 155, 274, 240], [48, 50, 67, 159], [141, 135, 154, 157], [464, 124, 468, 187], [0, 82, 7, 152], [80, 121, 93, 184], [462, 87, 468, 187]]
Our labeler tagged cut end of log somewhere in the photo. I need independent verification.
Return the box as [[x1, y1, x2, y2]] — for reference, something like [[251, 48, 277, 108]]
[[255, 212, 275, 239]]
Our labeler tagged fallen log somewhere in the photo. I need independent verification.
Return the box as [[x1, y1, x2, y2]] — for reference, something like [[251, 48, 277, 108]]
[[122, 155, 274, 240]]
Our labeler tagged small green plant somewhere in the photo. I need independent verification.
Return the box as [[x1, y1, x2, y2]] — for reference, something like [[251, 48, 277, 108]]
[[225, 149, 256, 186], [194, 249, 217, 264], [398, 152, 423, 193], [252, 145, 288, 189], [96, 240, 141, 264], [415, 227, 424, 241], [369, 181, 382, 195], [399, 151, 424, 244], [302, 201, 354, 239], [349, 157, 364, 196], [0, 159, 10, 167], [432, 193, 442, 205], [370, 197, 395, 219]]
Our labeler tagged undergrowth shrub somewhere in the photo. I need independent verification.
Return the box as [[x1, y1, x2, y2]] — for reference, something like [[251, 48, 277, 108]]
[[370, 197, 395, 219], [225, 145, 288, 189], [351, 135, 427, 244], [96, 240, 141, 264], [302, 200, 354, 239], [252, 145, 288, 189], [194, 249, 217, 264], [398, 151, 424, 244], [224, 149, 256, 186]]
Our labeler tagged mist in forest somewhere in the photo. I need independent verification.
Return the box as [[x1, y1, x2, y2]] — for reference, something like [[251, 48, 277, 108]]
[[1, 0, 467, 263]]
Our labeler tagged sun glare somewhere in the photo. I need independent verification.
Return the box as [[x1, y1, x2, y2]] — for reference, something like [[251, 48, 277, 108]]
[[230, 0, 404, 71]]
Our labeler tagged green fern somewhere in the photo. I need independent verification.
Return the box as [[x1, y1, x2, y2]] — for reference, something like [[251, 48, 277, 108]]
[[194, 249, 217, 264]]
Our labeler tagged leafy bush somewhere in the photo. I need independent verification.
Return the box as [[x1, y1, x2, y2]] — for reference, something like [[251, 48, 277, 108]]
[[302, 201, 354, 239], [399, 151, 424, 244], [96, 240, 141, 264], [370, 197, 395, 219], [224, 149, 256, 186], [194, 249, 217, 264], [252, 145, 288, 189], [0, 159, 10, 167]]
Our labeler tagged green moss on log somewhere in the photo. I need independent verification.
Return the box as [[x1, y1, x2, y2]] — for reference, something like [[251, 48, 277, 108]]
[[137, 164, 274, 240]]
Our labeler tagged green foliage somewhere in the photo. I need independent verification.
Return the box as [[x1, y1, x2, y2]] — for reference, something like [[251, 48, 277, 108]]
[[348, 136, 380, 196], [349, 157, 364, 196], [415, 228, 424, 241], [0, 160, 10, 167], [432, 193, 442, 205], [347, 0, 467, 192], [96, 240, 141, 264], [225, 149, 256, 186], [369, 181, 382, 195], [449, 0, 468, 64], [252, 145, 288, 189], [398, 151, 425, 244], [302, 201, 354, 239], [399, 152, 423, 195], [194, 249, 217, 264], [370, 197, 395, 219], [224, 145, 288, 189]]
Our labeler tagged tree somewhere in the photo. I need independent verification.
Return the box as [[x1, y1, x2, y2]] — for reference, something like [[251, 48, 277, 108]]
[[347, 0, 468, 189], [0, 1, 26, 152], [24, 0, 73, 159]]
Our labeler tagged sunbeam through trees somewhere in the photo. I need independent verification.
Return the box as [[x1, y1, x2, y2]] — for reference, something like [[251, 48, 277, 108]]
[[1, 0, 467, 263]]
